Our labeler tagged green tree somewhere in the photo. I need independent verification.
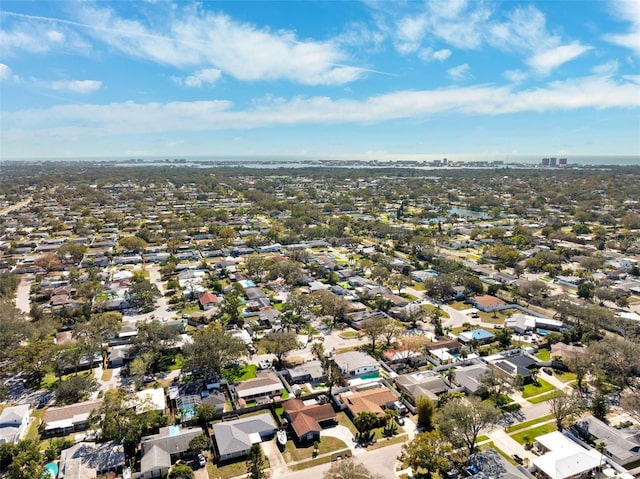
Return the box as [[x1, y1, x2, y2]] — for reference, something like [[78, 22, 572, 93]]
[[388, 273, 411, 295], [55, 373, 98, 405], [435, 396, 500, 455], [415, 395, 435, 430], [184, 325, 246, 377], [5, 440, 42, 479], [246, 444, 267, 479], [549, 391, 583, 431], [592, 392, 608, 421], [169, 464, 195, 479], [127, 280, 160, 311], [261, 330, 300, 367], [323, 458, 382, 479], [188, 434, 212, 453], [399, 430, 453, 479], [195, 404, 218, 434], [360, 316, 388, 353], [353, 410, 378, 443]]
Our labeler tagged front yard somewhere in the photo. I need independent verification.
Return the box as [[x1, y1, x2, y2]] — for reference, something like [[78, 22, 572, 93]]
[[282, 436, 348, 463], [521, 378, 555, 398]]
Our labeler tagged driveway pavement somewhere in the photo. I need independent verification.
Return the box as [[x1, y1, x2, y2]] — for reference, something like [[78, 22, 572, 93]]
[[15, 276, 33, 314], [262, 438, 289, 476]]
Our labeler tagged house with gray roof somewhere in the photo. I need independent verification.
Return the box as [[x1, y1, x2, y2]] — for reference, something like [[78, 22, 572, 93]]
[[455, 363, 490, 395], [212, 412, 277, 461], [0, 404, 30, 445], [232, 370, 284, 405], [334, 351, 379, 378], [394, 371, 451, 403], [140, 425, 203, 465], [574, 416, 640, 467], [140, 445, 171, 479], [286, 360, 325, 384], [58, 441, 125, 479]]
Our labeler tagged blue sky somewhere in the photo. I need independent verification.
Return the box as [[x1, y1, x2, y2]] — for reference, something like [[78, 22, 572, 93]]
[[1, 0, 639, 161]]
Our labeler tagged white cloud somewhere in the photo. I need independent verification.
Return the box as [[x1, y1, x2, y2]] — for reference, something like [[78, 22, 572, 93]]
[[604, 32, 640, 55], [6, 74, 636, 143], [50, 80, 102, 94], [418, 48, 451, 62], [447, 63, 472, 81], [68, 4, 365, 85], [528, 42, 592, 75], [0, 64, 11, 80], [0, 16, 87, 56], [172, 68, 222, 87], [603, 1, 640, 55], [503, 69, 527, 83], [592, 60, 619, 75]]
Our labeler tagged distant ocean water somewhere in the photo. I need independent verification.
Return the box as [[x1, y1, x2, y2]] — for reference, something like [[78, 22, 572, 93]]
[[2, 154, 639, 167]]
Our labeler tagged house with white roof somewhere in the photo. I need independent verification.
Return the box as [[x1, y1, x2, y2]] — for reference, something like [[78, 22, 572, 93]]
[[0, 404, 30, 444], [532, 431, 601, 479], [334, 351, 379, 378]]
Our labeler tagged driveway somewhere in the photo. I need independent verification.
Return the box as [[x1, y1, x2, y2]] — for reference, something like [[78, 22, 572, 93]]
[[320, 425, 360, 455], [15, 276, 32, 314], [262, 438, 288, 475]]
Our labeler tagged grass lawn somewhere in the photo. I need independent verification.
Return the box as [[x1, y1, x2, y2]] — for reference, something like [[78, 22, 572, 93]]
[[553, 370, 577, 382], [535, 348, 551, 361], [521, 378, 555, 398], [421, 304, 450, 319], [366, 434, 407, 451], [511, 423, 557, 444], [336, 412, 358, 436], [482, 442, 517, 465], [338, 331, 360, 339], [539, 276, 553, 282], [283, 436, 347, 463], [506, 414, 555, 433], [222, 364, 257, 383], [26, 408, 46, 441], [477, 435, 490, 443], [181, 303, 202, 315], [101, 369, 113, 381], [41, 372, 58, 390], [449, 301, 471, 311], [478, 311, 508, 324], [528, 391, 562, 404], [207, 458, 253, 479], [411, 282, 425, 291]]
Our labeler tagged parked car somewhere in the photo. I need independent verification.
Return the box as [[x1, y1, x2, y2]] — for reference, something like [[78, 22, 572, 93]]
[[198, 454, 206, 467], [542, 367, 553, 375], [258, 359, 271, 370]]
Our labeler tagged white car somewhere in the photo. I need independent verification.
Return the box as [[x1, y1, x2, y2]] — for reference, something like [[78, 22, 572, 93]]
[[258, 360, 271, 370], [198, 454, 206, 467]]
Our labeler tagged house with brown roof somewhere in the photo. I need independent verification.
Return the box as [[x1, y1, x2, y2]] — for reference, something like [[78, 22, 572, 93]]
[[198, 292, 220, 311], [468, 294, 505, 312], [338, 385, 398, 420], [282, 399, 336, 443], [233, 370, 284, 406], [42, 400, 102, 437]]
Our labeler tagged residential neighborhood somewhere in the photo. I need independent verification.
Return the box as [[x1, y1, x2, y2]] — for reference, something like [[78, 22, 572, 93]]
[[0, 162, 639, 479]]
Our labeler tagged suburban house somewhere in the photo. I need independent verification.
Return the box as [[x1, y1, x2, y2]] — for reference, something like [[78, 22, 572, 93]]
[[333, 351, 379, 379], [281, 398, 336, 442], [0, 404, 30, 445], [505, 314, 539, 335], [454, 363, 490, 395], [286, 360, 326, 384], [338, 385, 398, 421], [395, 371, 451, 403], [532, 431, 601, 479], [467, 295, 505, 312], [491, 355, 538, 383], [466, 449, 531, 479], [212, 413, 277, 461], [131, 388, 166, 414], [458, 329, 495, 345], [198, 292, 220, 310], [233, 370, 284, 405], [140, 425, 204, 478], [58, 441, 125, 479], [42, 400, 102, 437], [574, 416, 640, 467]]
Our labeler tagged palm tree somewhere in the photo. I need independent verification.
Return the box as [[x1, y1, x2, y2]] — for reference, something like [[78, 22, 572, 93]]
[[596, 441, 607, 471]]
